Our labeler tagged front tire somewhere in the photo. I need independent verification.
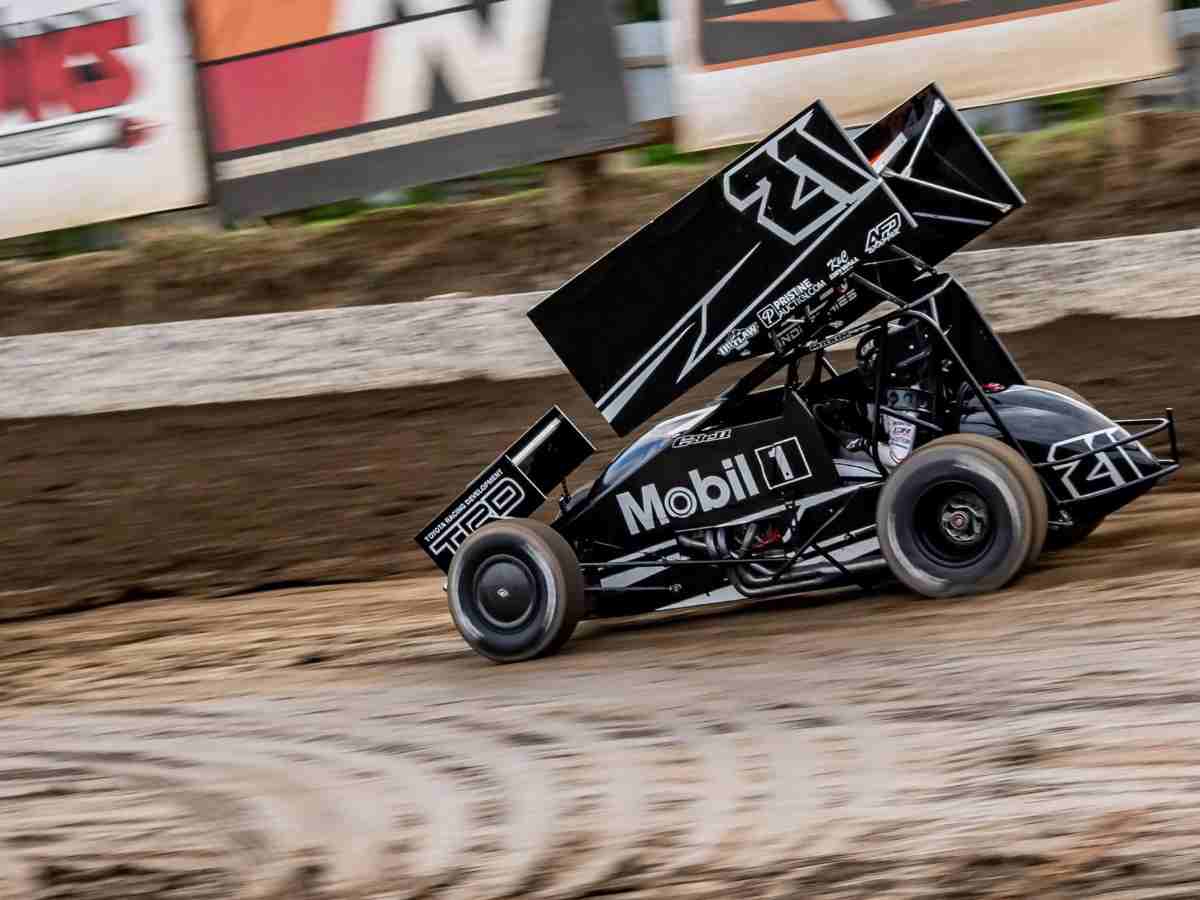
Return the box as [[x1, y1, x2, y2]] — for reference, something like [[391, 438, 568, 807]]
[[448, 519, 585, 663], [877, 436, 1039, 598]]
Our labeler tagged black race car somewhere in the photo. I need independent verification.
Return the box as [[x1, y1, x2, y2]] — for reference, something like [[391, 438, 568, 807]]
[[415, 85, 1180, 663]]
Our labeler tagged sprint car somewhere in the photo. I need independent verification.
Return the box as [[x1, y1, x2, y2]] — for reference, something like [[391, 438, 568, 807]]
[[415, 85, 1180, 663]]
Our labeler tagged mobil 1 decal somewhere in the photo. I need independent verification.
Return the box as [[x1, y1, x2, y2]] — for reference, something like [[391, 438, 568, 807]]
[[528, 99, 913, 437], [613, 417, 830, 538]]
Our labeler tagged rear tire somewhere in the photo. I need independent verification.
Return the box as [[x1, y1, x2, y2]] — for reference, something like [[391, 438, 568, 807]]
[[877, 436, 1037, 598], [929, 433, 1048, 568], [448, 519, 585, 663], [1020, 382, 1104, 550], [1027, 379, 1089, 406]]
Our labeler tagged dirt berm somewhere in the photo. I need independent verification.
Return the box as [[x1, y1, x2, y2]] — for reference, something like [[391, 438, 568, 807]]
[[0, 313, 1193, 620]]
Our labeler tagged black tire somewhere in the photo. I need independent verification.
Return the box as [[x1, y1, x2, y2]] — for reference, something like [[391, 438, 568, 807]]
[[447, 519, 585, 663], [877, 436, 1037, 598], [1027, 379, 1089, 407], [929, 433, 1049, 568]]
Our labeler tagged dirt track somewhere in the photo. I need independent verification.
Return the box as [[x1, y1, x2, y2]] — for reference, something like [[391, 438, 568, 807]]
[[1, 314, 1198, 898], [2, 313, 1197, 620], [0, 314, 1190, 897], [5, 515, 1200, 899]]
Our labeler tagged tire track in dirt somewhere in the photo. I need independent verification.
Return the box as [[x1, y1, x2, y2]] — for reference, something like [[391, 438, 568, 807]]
[[0, 693, 886, 899]]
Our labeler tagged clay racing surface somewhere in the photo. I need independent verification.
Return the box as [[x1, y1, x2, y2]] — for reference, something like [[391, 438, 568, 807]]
[[0, 314, 1197, 898]]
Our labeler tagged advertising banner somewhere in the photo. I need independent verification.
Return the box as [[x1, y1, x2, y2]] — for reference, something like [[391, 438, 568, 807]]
[[0, 1, 207, 240], [192, 0, 636, 220], [670, 0, 1177, 150]]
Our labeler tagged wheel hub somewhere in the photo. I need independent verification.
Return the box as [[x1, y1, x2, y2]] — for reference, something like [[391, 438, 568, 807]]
[[474, 555, 537, 629], [939, 492, 989, 547]]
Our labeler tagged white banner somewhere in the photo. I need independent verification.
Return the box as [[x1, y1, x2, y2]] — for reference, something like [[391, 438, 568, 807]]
[[0, 1, 207, 240], [670, 0, 1177, 150]]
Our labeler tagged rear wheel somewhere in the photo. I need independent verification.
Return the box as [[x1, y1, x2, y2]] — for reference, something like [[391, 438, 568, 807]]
[[1019, 382, 1107, 549], [447, 519, 585, 663], [1027, 379, 1089, 406], [877, 436, 1039, 598]]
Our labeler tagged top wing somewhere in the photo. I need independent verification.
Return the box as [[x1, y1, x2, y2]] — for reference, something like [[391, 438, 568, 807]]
[[528, 100, 911, 436], [528, 85, 1017, 437], [855, 84, 1025, 284]]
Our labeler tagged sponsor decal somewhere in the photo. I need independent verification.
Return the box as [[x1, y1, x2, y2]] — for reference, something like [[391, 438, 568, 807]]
[[831, 282, 858, 311], [754, 437, 812, 489], [826, 250, 858, 280], [618, 453, 761, 535], [884, 417, 916, 464], [865, 212, 902, 255], [1048, 427, 1155, 500], [770, 319, 807, 355], [672, 429, 733, 449], [423, 466, 529, 559], [805, 319, 876, 353], [716, 322, 760, 358], [758, 277, 828, 328], [723, 108, 876, 247]]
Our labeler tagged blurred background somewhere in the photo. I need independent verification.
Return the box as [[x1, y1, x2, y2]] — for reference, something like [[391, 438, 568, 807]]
[[3, 1, 1200, 898]]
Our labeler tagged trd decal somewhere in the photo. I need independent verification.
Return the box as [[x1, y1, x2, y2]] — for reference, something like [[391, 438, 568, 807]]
[[723, 109, 876, 247], [423, 469, 529, 560], [1048, 427, 1154, 500], [617, 453, 761, 535]]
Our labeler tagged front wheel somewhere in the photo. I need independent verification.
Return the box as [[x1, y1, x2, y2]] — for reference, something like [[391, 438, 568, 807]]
[[447, 519, 585, 663], [877, 435, 1042, 598]]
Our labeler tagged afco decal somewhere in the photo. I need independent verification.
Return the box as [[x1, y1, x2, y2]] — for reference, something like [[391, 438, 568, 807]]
[[0, 2, 152, 167]]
